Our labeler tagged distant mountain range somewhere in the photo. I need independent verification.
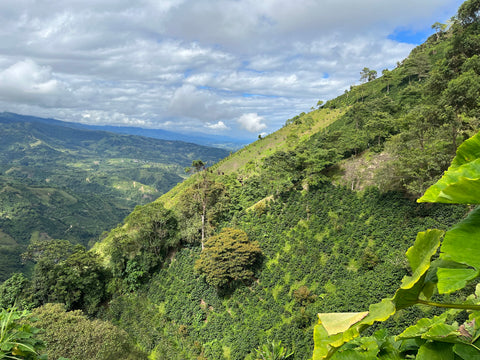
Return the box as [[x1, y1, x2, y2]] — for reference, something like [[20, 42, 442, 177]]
[[0, 111, 230, 280], [0, 112, 249, 150]]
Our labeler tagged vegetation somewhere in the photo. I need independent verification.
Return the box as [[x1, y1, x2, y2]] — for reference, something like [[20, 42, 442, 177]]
[[0, 307, 47, 360], [313, 130, 480, 359], [2, 1, 480, 359], [28, 303, 145, 360], [0, 113, 228, 281], [195, 227, 261, 289]]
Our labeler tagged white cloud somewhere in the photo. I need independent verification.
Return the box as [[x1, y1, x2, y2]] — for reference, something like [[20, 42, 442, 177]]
[[206, 121, 228, 130], [237, 113, 267, 133], [0, 0, 466, 139]]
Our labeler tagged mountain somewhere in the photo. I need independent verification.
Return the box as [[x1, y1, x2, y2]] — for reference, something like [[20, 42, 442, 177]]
[[0, 112, 249, 150], [87, 5, 479, 358], [2, 1, 480, 359], [0, 112, 229, 280]]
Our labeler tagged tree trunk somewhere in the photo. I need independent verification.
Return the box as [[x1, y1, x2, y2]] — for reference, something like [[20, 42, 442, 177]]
[[201, 203, 206, 250]]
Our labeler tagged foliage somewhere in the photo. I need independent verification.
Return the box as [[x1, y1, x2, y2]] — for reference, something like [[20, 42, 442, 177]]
[[195, 228, 261, 288], [26, 241, 108, 315], [95, 201, 180, 292], [0, 112, 228, 280], [28, 303, 146, 360], [255, 340, 293, 360], [0, 273, 32, 310], [0, 307, 47, 360], [176, 173, 230, 245], [312, 130, 480, 359]]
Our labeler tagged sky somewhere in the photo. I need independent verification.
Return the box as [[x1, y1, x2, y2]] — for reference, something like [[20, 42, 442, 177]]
[[0, 0, 465, 141]]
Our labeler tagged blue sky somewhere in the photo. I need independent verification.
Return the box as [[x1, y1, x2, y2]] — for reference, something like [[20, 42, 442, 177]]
[[0, 0, 466, 140]]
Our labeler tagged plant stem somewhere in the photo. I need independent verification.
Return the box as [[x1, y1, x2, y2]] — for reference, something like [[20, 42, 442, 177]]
[[417, 299, 480, 310]]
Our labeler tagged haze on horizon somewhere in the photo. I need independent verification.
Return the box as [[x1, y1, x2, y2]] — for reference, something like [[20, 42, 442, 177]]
[[0, 0, 464, 141]]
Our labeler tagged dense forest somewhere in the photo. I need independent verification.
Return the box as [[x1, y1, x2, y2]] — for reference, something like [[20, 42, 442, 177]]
[[2, 0, 480, 359]]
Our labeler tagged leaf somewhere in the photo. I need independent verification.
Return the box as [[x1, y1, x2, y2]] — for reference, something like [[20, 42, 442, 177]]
[[313, 300, 396, 359], [392, 229, 443, 309], [418, 160, 480, 204], [436, 207, 480, 293], [313, 321, 340, 360], [451, 131, 480, 168], [437, 268, 479, 294], [423, 323, 466, 344], [397, 312, 452, 340], [418, 131, 480, 204], [317, 312, 369, 336], [441, 207, 480, 268], [453, 343, 480, 360], [416, 341, 454, 360]]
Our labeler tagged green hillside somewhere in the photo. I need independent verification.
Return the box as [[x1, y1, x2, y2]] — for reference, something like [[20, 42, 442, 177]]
[[2, 1, 480, 359], [0, 114, 229, 280]]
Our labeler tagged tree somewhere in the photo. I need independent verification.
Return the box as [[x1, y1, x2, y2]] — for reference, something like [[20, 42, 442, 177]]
[[26, 241, 109, 315], [431, 21, 447, 40], [0, 273, 32, 310], [106, 202, 179, 289], [360, 67, 377, 83], [405, 52, 430, 82], [381, 68, 392, 93], [178, 167, 229, 249], [29, 303, 146, 360], [457, 0, 480, 25], [365, 110, 394, 148], [195, 228, 261, 289]]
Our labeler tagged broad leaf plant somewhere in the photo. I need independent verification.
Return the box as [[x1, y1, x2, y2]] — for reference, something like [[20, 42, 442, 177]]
[[313, 131, 480, 359]]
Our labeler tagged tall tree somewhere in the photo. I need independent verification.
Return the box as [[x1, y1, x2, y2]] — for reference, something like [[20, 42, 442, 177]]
[[178, 168, 229, 249], [381, 69, 392, 93], [360, 67, 377, 83], [457, 0, 480, 25]]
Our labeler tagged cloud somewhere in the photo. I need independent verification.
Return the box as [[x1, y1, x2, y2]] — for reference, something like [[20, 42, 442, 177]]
[[0, 59, 71, 107], [0, 0, 465, 138], [206, 121, 229, 130], [237, 113, 267, 133], [168, 84, 235, 121]]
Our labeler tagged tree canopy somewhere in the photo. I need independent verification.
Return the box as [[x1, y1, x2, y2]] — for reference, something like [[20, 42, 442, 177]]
[[195, 227, 261, 288]]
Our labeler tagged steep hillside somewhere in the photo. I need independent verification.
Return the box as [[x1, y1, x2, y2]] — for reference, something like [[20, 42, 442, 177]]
[[88, 4, 480, 358], [3, 1, 480, 359], [0, 113, 229, 280]]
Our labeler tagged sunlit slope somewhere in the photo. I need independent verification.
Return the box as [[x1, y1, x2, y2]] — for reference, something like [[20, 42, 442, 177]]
[[159, 107, 344, 208]]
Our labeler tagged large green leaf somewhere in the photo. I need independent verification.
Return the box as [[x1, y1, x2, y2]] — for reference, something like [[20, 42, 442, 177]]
[[418, 160, 480, 204], [313, 300, 395, 360], [436, 207, 480, 293], [391, 229, 443, 309], [317, 312, 369, 336], [453, 343, 480, 360], [396, 311, 457, 341], [416, 341, 454, 360], [418, 132, 480, 204], [437, 268, 479, 294], [451, 131, 480, 168]]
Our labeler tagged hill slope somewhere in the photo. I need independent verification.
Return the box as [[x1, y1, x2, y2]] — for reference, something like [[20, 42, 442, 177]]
[[90, 3, 480, 358], [0, 113, 229, 280], [3, 1, 480, 359]]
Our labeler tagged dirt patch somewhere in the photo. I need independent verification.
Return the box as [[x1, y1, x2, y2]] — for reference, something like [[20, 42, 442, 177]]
[[335, 151, 394, 191]]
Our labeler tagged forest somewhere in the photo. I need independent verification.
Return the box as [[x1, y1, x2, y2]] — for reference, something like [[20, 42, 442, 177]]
[[2, 0, 480, 359]]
